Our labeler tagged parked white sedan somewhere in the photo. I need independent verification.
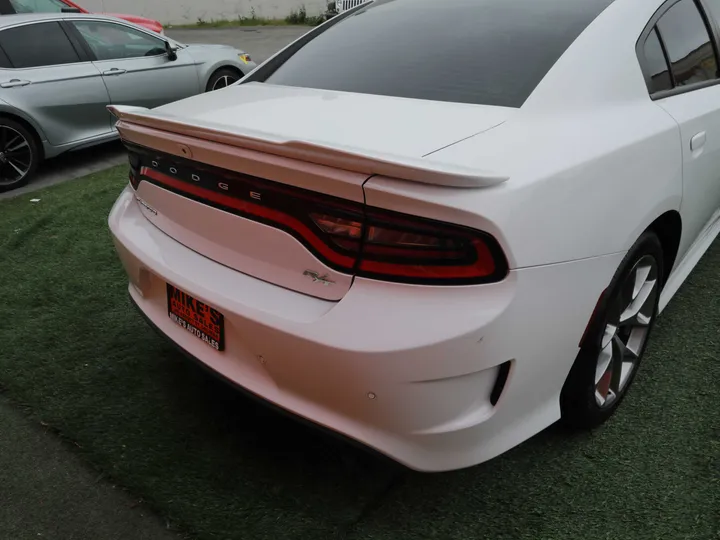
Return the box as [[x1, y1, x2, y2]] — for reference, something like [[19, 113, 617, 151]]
[[107, 0, 720, 471]]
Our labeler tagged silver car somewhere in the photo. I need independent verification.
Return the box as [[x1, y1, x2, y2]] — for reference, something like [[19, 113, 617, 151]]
[[0, 13, 257, 192]]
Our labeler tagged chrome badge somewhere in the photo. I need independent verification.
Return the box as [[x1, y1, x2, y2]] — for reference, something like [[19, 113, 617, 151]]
[[135, 195, 158, 216], [303, 270, 335, 286]]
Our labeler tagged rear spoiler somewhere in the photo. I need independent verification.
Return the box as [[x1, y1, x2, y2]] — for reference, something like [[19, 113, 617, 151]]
[[108, 105, 508, 189]]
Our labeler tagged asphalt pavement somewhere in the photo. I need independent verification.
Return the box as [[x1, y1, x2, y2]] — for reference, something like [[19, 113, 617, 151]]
[[0, 396, 179, 540]]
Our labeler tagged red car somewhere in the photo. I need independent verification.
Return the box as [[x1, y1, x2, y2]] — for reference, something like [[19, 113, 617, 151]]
[[0, 0, 164, 33]]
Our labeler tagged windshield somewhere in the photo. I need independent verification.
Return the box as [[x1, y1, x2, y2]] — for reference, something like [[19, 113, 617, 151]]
[[260, 0, 615, 108], [9, 0, 73, 13]]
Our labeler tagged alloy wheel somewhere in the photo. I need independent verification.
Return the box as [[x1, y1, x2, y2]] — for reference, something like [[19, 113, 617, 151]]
[[211, 74, 239, 91], [594, 254, 659, 408], [0, 126, 32, 186]]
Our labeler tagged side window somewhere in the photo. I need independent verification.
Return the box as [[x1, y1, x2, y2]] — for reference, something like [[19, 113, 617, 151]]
[[0, 0, 18, 14], [8, 0, 71, 13], [72, 21, 167, 61], [643, 28, 674, 93], [0, 46, 10, 69], [657, 0, 718, 87], [0, 22, 80, 68]]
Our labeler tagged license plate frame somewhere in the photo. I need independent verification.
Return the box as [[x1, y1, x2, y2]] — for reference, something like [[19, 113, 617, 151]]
[[166, 283, 225, 351]]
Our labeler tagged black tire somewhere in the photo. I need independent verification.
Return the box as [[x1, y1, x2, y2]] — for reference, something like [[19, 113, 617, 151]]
[[206, 68, 243, 92], [0, 118, 41, 194], [560, 231, 664, 429]]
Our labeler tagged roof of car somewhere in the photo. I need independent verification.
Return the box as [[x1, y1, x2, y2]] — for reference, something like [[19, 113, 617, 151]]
[[0, 12, 124, 28]]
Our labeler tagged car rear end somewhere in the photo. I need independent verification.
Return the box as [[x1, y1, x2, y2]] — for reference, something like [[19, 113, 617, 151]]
[[108, 90, 527, 470], [108, 0, 623, 471]]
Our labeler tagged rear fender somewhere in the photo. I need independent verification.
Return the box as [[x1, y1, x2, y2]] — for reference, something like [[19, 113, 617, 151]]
[[0, 101, 48, 143]]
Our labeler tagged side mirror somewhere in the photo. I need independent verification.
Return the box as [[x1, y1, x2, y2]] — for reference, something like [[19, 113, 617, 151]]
[[165, 40, 177, 61]]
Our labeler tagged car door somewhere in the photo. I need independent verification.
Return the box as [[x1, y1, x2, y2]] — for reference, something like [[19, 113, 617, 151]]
[[68, 19, 201, 111], [639, 0, 720, 260], [0, 20, 112, 146]]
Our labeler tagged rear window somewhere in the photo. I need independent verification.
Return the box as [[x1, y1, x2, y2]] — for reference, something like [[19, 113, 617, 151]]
[[260, 0, 615, 108]]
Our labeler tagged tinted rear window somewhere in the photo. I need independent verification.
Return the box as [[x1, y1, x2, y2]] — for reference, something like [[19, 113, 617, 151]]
[[260, 0, 615, 108]]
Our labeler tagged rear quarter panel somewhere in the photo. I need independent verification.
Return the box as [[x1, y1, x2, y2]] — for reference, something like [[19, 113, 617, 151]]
[[0, 98, 48, 143], [365, 0, 682, 270], [364, 102, 681, 270]]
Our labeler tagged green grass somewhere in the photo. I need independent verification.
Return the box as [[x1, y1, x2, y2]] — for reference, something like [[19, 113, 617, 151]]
[[0, 168, 718, 540]]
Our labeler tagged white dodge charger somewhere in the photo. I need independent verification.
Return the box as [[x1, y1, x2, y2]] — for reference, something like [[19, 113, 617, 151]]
[[107, 0, 720, 471]]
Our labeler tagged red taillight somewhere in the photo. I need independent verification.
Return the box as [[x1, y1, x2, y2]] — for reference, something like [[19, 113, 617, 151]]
[[312, 209, 504, 284], [128, 145, 508, 286]]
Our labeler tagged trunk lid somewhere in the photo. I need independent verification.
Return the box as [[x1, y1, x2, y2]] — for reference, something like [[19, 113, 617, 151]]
[[110, 84, 512, 301], [151, 82, 512, 161]]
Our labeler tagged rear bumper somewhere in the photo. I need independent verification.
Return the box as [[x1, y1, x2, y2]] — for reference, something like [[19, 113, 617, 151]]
[[128, 291, 398, 462], [109, 186, 624, 471]]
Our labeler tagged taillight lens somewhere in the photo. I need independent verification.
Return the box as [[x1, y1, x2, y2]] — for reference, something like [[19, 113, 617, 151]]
[[127, 145, 508, 286], [309, 208, 504, 284], [128, 152, 140, 190]]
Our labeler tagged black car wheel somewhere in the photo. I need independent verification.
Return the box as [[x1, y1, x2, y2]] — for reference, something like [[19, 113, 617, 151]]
[[560, 231, 664, 428], [0, 118, 40, 193], [207, 68, 242, 92]]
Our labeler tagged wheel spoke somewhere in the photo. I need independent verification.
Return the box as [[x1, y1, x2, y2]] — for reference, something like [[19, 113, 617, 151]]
[[7, 159, 27, 177], [633, 264, 651, 297], [610, 334, 625, 394], [601, 323, 617, 349], [620, 278, 657, 328], [595, 337, 613, 384], [5, 138, 28, 153], [8, 156, 30, 171], [625, 326, 647, 360], [0, 128, 6, 150]]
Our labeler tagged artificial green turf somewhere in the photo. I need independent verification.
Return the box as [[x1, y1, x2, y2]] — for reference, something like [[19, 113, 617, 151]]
[[0, 168, 718, 540]]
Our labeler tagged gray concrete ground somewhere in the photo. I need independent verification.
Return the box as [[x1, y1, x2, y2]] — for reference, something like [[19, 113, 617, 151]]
[[0, 396, 179, 540], [0, 26, 307, 201]]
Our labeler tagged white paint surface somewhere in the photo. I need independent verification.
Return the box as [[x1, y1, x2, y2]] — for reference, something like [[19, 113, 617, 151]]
[[81, 0, 328, 25]]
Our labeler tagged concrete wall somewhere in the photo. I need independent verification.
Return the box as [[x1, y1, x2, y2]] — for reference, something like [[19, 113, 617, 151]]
[[80, 0, 328, 25]]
